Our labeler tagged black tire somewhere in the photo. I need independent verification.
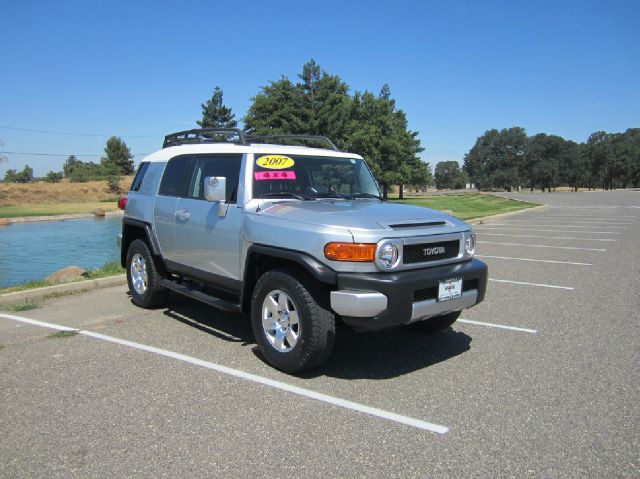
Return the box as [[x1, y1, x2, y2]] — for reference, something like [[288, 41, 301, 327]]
[[409, 310, 461, 333], [126, 239, 168, 308], [251, 268, 335, 374]]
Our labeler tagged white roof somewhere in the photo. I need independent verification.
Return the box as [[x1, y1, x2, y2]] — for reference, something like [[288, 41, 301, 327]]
[[141, 143, 363, 163]]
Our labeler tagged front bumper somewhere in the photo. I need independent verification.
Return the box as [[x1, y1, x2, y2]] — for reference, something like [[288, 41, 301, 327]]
[[331, 258, 488, 332]]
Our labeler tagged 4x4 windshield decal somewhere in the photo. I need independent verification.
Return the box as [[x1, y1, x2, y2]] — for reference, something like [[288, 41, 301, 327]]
[[255, 171, 296, 180]]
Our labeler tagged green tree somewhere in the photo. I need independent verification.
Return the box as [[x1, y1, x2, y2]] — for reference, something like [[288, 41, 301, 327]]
[[407, 160, 433, 193], [434, 161, 466, 189], [464, 127, 528, 191], [3, 169, 17, 183], [101, 136, 134, 176], [586, 131, 613, 190], [14, 164, 34, 183], [197, 86, 238, 129], [44, 171, 63, 183], [244, 60, 351, 142], [63, 155, 81, 177], [527, 134, 566, 192], [558, 140, 584, 192], [620, 128, 640, 187], [68, 161, 103, 182], [342, 86, 423, 198], [244, 61, 423, 197]]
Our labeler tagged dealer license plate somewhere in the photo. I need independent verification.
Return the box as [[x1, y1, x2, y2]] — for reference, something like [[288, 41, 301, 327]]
[[438, 278, 462, 302]]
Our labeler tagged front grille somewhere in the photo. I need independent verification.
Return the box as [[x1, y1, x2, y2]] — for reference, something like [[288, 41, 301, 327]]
[[403, 240, 459, 264], [413, 278, 478, 303]]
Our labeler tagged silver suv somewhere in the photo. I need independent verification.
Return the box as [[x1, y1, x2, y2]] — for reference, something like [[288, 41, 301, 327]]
[[118, 129, 487, 373]]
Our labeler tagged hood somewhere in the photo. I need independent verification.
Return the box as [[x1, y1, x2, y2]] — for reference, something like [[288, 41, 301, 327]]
[[256, 200, 468, 238]]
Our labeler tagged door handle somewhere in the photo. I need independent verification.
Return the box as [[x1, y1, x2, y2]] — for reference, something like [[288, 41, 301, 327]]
[[175, 209, 190, 221]]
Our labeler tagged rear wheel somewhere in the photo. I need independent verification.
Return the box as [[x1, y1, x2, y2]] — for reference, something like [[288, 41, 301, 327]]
[[126, 239, 168, 308], [251, 268, 335, 373], [409, 310, 461, 333]]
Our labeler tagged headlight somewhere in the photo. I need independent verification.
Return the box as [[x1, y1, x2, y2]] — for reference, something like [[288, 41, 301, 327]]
[[376, 240, 400, 270], [465, 233, 476, 256]]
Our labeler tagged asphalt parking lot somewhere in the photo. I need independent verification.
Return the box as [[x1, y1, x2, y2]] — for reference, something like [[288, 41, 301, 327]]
[[1, 191, 639, 478]]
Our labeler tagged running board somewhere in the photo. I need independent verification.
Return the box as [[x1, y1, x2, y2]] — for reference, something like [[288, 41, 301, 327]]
[[159, 279, 241, 313]]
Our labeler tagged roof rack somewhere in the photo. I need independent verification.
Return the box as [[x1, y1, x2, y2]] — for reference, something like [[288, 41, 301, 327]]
[[246, 134, 338, 151], [163, 128, 246, 148], [162, 129, 338, 151]]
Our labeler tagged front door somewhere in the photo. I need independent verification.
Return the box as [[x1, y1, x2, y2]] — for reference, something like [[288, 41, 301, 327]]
[[171, 154, 244, 286]]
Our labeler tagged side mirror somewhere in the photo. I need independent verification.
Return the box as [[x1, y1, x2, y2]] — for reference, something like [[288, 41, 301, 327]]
[[204, 176, 226, 202]]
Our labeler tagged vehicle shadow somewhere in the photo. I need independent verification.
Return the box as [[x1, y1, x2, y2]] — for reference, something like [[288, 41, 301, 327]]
[[161, 294, 254, 346], [160, 294, 472, 380], [303, 325, 472, 380]]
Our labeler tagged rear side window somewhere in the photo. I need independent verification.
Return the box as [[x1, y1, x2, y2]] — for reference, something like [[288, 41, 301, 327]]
[[158, 156, 192, 197], [130, 162, 150, 192]]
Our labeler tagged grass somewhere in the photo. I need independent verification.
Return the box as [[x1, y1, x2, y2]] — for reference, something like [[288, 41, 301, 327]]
[[0, 261, 125, 295], [85, 261, 125, 279], [1, 302, 40, 312], [391, 192, 539, 220], [0, 201, 120, 218], [47, 330, 78, 339]]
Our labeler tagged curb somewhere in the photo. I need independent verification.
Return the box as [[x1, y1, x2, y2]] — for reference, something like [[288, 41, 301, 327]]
[[2, 211, 124, 225], [0, 275, 127, 306]]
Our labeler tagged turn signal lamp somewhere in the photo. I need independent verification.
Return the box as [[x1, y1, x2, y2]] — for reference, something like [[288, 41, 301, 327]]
[[117, 196, 128, 210], [324, 242, 376, 262]]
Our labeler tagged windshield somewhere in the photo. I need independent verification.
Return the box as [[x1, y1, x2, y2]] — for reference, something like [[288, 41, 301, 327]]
[[252, 154, 381, 200]]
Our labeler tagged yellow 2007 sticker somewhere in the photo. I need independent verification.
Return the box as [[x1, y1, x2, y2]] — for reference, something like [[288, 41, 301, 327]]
[[256, 155, 295, 170]]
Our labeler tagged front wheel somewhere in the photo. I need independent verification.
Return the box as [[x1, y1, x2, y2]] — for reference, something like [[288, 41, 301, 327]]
[[126, 239, 168, 308], [409, 310, 461, 333], [251, 268, 335, 374]]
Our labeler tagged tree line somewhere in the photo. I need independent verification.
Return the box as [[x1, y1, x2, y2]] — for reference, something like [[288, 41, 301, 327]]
[[3, 136, 134, 191], [464, 127, 640, 192]]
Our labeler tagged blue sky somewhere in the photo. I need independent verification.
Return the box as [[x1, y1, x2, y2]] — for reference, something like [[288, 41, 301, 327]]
[[1, 0, 638, 176]]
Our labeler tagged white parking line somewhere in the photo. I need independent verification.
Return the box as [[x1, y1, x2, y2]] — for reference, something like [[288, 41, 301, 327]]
[[458, 318, 537, 334], [489, 278, 573, 290], [0, 313, 449, 435], [476, 255, 592, 266], [478, 233, 616, 242], [492, 219, 631, 225], [474, 227, 623, 235], [485, 223, 626, 230], [479, 241, 606, 251], [523, 215, 636, 220]]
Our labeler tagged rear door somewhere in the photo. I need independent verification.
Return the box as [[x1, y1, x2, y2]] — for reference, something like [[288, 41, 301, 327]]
[[153, 156, 193, 260]]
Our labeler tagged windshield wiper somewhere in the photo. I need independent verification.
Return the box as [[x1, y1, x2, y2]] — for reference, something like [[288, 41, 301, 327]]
[[259, 192, 313, 201], [313, 191, 350, 199], [345, 192, 384, 200]]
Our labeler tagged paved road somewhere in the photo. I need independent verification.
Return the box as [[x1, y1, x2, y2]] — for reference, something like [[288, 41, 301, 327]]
[[1, 191, 639, 478]]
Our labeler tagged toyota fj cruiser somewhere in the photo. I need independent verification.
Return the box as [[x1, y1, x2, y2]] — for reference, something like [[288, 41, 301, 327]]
[[118, 129, 487, 373]]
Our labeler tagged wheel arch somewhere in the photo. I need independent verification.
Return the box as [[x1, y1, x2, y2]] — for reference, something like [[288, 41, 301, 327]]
[[241, 244, 337, 314], [121, 218, 163, 269]]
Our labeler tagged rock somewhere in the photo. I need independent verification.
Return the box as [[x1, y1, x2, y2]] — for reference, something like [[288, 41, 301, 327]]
[[0, 218, 12, 226], [93, 208, 106, 217], [45, 266, 87, 285]]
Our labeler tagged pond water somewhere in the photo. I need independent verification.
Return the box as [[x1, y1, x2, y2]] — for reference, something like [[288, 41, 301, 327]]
[[0, 216, 122, 288]]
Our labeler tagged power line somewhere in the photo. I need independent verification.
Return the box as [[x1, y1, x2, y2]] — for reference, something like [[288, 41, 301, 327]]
[[0, 125, 159, 138], [0, 151, 149, 157]]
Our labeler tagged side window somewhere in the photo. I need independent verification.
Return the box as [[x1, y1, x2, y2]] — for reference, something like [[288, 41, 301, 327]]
[[186, 155, 242, 203], [130, 162, 150, 192], [158, 156, 192, 197]]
